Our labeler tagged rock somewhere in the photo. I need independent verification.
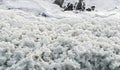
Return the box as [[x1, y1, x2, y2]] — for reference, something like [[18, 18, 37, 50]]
[[91, 6, 95, 11], [76, 0, 85, 11], [54, 0, 64, 7], [86, 8, 91, 11], [54, 0, 85, 11], [64, 3, 73, 11]]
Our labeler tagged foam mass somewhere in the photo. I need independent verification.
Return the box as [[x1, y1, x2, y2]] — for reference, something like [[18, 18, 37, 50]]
[[0, 10, 120, 70]]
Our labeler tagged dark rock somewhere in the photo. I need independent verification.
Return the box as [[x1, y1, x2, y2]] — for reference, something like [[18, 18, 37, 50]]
[[54, 0, 85, 11], [64, 3, 73, 11], [54, 0, 64, 7], [76, 0, 85, 11], [82, 2, 86, 11], [86, 8, 91, 11], [42, 13, 49, 17], [91, 6, 95, 11]]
